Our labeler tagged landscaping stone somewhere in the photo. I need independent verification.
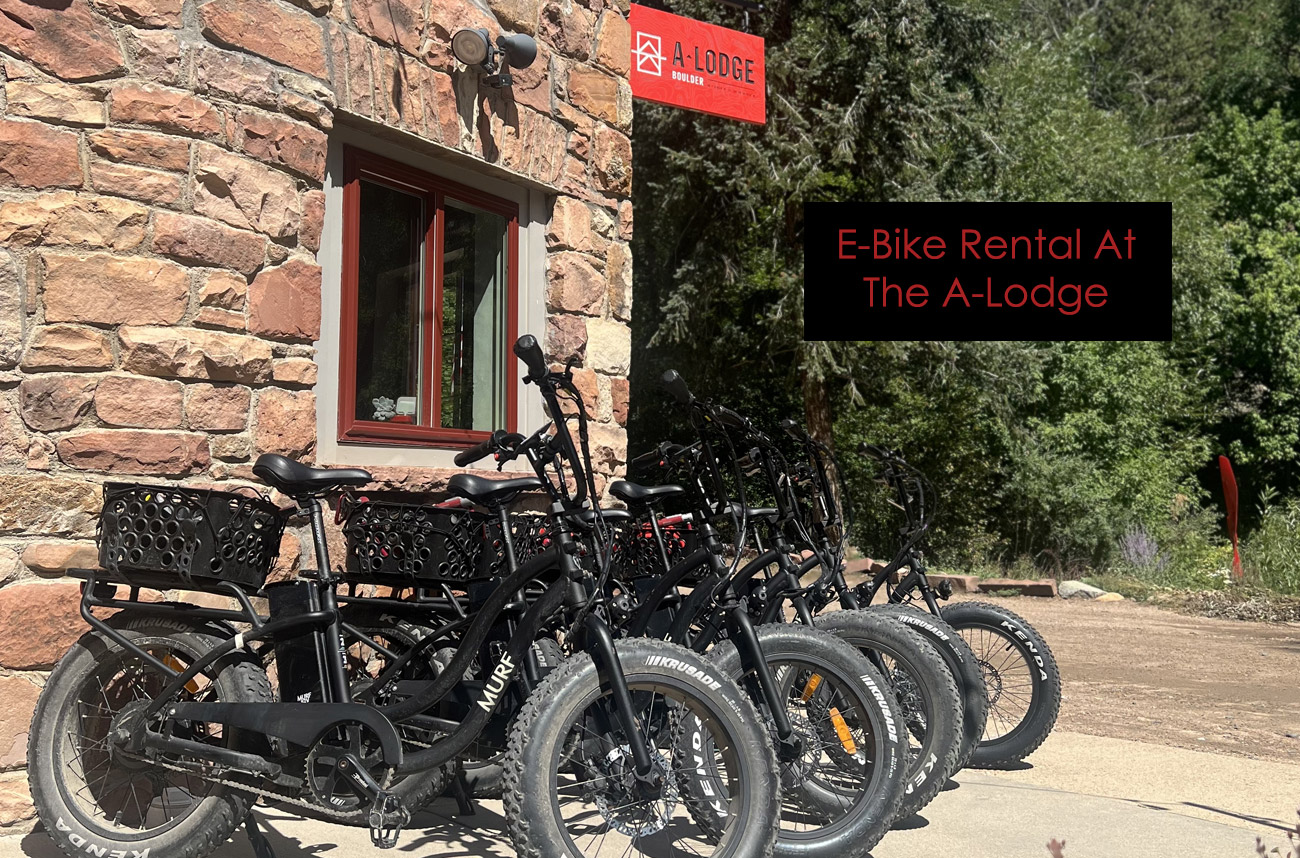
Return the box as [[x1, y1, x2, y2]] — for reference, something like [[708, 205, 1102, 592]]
[[1060, 580, 1110, 600], [975, 577, 1059, 597]]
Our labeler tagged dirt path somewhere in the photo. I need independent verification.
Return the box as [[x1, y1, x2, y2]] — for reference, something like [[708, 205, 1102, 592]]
[[951, 595, 1300, 764]]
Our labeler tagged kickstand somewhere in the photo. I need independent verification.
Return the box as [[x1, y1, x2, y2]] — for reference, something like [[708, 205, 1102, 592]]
[[243, 810, 277, 858], [449, 770, 476, 816]]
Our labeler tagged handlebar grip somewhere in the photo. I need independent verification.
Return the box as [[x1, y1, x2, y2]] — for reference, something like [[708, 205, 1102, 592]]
[[860, 443, 887, 462], [661, 369, 694, 405], [631, 448, 663, 468], [454, 437, 496, 467], [715, 405, 748, 430], [514, 334, 547, 380]]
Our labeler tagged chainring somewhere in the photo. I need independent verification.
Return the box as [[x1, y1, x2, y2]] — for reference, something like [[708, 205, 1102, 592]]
[[305, 723, 393, 816]]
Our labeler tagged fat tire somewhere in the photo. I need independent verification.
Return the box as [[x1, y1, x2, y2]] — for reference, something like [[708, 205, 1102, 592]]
[[866, 604, 988, 772], [29, 616, 271, 858], [503, 638, 779, 858], [705, 625, 907, 858], [813, 610, 962, 821], [939, 601, 1061, 769]]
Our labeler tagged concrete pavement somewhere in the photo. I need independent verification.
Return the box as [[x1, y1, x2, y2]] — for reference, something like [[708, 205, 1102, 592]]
[[4, 731, 1293, 858]]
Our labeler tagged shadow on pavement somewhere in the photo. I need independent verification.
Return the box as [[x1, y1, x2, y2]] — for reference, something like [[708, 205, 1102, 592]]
[[889, 813, 930, 831]]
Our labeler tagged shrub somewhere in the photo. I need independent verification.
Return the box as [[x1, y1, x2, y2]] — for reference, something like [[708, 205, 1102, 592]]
[[1108, 505, 1231, 591], [1242, 498, 1300, 595]]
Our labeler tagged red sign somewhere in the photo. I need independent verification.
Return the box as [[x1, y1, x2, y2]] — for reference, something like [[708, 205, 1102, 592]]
[[629, 4, 766, 125]]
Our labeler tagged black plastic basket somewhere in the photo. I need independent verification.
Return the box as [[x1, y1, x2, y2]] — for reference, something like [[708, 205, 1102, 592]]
[[97, 482, 287, 591], [340, 497, 494, 583], [501, 514, 554, 571], [612, 520, 700, 576]]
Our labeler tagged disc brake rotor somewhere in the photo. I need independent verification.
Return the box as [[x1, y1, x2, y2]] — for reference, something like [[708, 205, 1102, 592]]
[[590, 745, 679, 837], [978, 658, 1005, 708]]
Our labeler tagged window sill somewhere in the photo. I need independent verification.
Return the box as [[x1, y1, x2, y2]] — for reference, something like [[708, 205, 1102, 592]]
[[339, 419, 492, 449]]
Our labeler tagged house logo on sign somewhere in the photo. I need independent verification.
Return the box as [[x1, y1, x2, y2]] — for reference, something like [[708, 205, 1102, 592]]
[[633, 30, 664, 76]]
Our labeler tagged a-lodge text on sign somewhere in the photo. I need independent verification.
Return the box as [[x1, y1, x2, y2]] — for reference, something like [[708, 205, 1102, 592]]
[[629, 4, 766, 125]]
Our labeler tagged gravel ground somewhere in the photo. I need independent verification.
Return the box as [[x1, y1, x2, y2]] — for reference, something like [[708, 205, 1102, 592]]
[[949, 594, 1300, 764]]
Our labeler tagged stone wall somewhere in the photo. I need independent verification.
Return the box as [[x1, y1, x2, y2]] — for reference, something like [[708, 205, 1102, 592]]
[[0, 0, 632, 827]]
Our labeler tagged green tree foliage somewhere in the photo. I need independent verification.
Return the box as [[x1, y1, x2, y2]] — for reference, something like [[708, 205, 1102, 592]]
[[628, 0, 1300, 580], [1198, 106, 1300, 499]]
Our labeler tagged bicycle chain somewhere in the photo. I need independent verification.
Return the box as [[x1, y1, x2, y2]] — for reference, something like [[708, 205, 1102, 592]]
[[139, 726, 444, 820], [145, 753, 355, 819]]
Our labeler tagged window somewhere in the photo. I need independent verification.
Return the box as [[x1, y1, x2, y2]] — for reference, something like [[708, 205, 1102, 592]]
[[338, 147, 518, 447]]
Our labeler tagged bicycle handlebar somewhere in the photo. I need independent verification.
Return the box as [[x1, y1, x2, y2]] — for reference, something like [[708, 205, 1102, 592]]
[[514, 334, 547, 380], [454, 433, 500, 467], [661, 369, 694, 405]]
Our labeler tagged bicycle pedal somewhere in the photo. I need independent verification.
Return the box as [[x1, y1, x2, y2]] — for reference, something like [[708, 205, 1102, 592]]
[[368, 792, 408, 849]]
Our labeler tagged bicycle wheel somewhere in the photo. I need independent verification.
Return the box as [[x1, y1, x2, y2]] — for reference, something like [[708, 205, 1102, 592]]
[[702, 624, 908, 858], [813, 610, 962, 821], [29, 616, 271, 858], [940, 601, 1061, 768], [868, 603, 988, 771], [504, 638, 780, 858]]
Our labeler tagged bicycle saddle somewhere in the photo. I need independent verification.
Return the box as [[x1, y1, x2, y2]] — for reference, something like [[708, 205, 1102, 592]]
[[609, 481, 686, 505], [447, 473, 544, 507], [562, 508, 634, 526], [253, 454, 372, 496]]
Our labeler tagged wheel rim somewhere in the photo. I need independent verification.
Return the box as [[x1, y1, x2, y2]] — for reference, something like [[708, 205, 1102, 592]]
[[55, 641, 218, 838], [957, 625, 1035, 743], [768, 660, 879, 838], [551, 680, 748, 858]]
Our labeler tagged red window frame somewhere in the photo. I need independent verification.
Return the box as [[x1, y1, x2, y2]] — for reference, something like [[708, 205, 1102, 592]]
[[338, 146, 520, 448]]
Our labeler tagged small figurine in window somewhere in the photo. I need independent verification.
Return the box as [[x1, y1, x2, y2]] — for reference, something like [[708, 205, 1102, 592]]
[[372, 396, 396, 422]]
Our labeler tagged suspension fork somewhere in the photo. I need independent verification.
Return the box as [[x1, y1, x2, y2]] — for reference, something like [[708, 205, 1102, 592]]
[[580, 614, 657, 780], [725, 606, 798, 751]]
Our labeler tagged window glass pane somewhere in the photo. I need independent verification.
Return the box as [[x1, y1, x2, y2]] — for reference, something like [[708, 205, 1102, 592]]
[[353, 180, 425, 425], [441, 200, 508, 432]]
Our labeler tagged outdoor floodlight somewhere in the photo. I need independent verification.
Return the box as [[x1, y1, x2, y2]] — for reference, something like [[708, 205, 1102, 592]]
[[451, 28, 493, 67], [451, 28, 538, 88], [497, 33, 538, 70]]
